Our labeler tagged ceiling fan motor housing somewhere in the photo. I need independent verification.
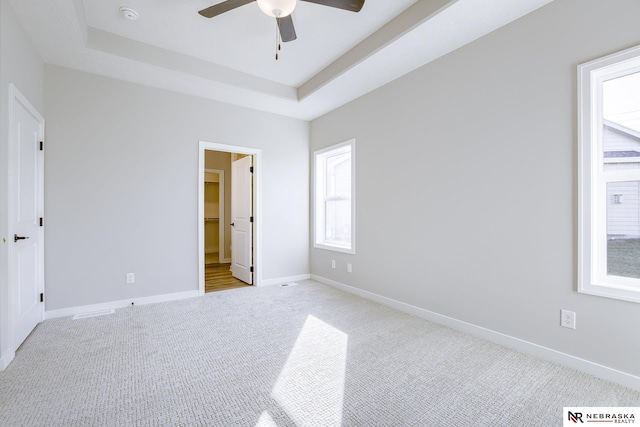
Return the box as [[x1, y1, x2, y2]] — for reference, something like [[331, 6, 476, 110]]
[[256, 0, 297, 17]]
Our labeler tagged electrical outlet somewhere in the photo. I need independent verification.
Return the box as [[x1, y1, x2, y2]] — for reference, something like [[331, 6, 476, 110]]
[[347, 263, 352, 273], [331, 260, 336, 269], [126, 273, 135, 284], [561, 309, 576, 329]]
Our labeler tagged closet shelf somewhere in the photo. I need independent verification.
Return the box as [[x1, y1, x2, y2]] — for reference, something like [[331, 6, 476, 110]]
[[205, 218, 219, 221]]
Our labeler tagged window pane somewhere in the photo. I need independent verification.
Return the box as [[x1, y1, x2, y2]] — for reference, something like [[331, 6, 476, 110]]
[[325, 199, 351, 244], [607, 180, 640, 278], [326, 152, 351, 198], [602, 72, 640, 170], [578, 45, 640, 302], [314, 140, 355, 253]]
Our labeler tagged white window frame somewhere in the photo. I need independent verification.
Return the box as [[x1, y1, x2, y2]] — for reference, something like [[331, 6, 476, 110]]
[[313, 139, 356, 254], [578, 44, 640, 303]]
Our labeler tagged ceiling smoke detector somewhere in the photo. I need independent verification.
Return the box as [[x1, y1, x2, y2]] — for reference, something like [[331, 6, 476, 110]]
[[119, 6, 139, 21]]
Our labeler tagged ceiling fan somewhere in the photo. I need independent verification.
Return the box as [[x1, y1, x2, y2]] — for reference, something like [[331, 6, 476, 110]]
[[198, 0, 365, 45]]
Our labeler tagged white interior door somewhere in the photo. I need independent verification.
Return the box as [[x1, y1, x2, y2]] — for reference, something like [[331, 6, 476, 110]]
[[10, 85, 44, 349], [231, 156, 253, 284]]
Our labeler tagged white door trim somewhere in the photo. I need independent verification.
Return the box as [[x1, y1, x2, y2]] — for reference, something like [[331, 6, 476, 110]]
[[204, 168, 225, 264], [7, 84, 45, 361], [198, 141, 262, 294]]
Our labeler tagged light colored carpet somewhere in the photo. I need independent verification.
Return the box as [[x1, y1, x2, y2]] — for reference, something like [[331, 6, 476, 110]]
[[0, 280, 638, 426]]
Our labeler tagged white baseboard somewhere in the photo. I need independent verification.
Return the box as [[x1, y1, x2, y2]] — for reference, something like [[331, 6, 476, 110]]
[[311, 275, 640, 391], [259, 274, 311, 287], [44, 290, 201, 320], [0, 349, 15, 371]]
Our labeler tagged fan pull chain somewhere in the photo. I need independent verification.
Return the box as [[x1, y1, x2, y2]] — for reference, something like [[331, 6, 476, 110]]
[[275, 19, 281, 60]]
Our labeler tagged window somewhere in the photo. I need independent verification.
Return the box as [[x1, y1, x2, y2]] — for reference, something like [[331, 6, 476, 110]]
[[578, 44, 640, 303], [314, 140, 355, 254]]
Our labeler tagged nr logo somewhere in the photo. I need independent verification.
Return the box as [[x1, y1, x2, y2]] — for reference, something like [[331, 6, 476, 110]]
[[568, 412, 584, 423]]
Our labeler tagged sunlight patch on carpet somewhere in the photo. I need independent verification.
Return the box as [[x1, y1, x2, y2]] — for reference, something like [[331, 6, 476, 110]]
[[255, 410, 278, 427], [271, 315, 348, 427]]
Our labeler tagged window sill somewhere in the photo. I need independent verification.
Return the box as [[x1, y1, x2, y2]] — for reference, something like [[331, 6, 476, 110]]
[[314, 243, 355, 255], [579, 282, 640, 304]]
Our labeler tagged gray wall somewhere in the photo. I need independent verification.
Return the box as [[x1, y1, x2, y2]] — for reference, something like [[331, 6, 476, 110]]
[[44, 65, 309, 310], [310, 0, 640, 377], [0, 0, 45, 366]]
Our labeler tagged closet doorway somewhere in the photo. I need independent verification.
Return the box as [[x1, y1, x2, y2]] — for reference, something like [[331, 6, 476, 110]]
[[198, 141, 262, 294], [204, 167, 244, 292]]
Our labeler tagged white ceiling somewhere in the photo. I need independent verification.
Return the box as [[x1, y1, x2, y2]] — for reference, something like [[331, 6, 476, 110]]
[[8, 0, 555, 120]]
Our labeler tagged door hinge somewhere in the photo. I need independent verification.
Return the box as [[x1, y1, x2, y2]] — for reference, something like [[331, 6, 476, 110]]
[[250, 266, 254, 273], [250, 166, 254, 173], [39, 141, 43, 151], [250, 216, 254, 223], [39, 217, 43, 227], [40, 293, 44, 302]]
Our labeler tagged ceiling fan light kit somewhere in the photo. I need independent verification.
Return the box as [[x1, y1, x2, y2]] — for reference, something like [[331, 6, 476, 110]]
[[256, 0, 297, 17]]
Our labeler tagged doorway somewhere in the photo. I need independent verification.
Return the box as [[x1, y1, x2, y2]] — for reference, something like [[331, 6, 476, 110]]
[[198, 141, 262, 294]]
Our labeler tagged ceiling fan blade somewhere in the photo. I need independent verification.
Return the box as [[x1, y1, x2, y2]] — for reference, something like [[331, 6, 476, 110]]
[[277, 15, 297, 42], [300, 0, 364, 12], [198, 0, 255, 18]]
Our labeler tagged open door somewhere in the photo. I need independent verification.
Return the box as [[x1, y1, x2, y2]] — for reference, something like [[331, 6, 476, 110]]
[[231, 156, 253, 284], [9, 85, 44, 349]]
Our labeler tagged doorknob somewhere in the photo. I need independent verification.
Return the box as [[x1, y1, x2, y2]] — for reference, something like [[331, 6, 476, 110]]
[[230, 222, 235, 227], [14, 234, 29, 243]]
